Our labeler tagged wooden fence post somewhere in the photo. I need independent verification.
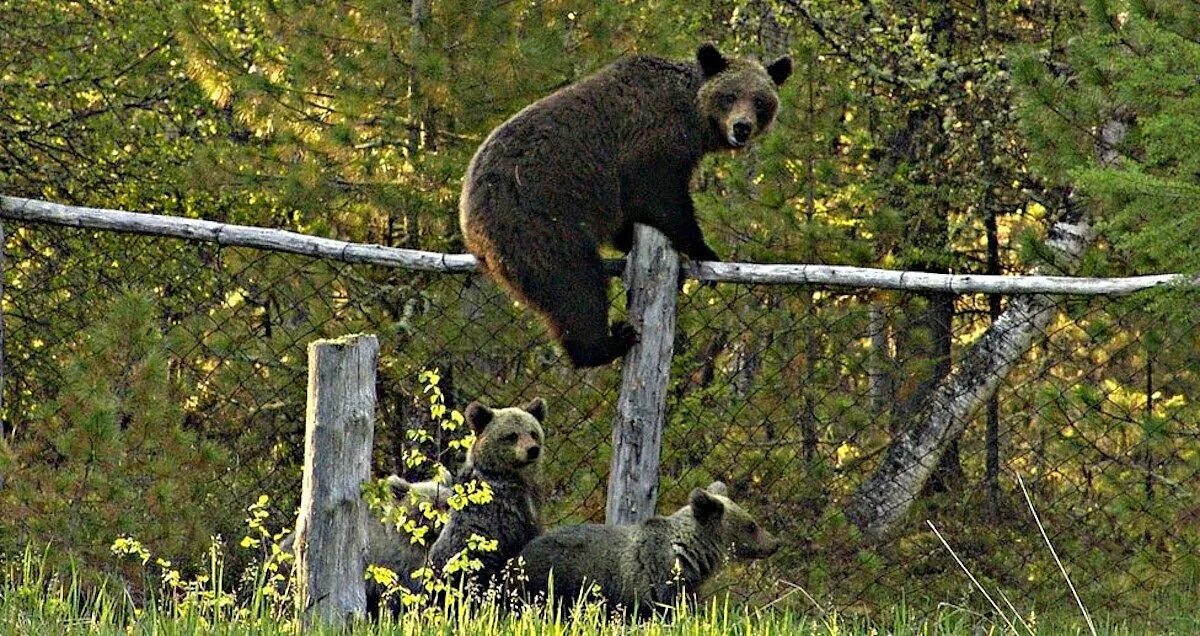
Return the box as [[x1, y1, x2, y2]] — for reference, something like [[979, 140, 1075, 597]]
[[606, 225, 679, 525], [294, 333, 379, 627]]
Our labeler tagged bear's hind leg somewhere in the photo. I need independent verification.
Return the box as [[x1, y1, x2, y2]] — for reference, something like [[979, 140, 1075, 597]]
[[554, 264, 639, 367], [612, 221, 634, 253], [519, 253, 636, 368], [562, 319, 639, 368]]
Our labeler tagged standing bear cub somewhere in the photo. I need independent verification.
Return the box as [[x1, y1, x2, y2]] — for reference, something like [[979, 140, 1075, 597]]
[[512, 481, 778, 617], [460, 44, 792, 367], [428, 398, 546, 593]]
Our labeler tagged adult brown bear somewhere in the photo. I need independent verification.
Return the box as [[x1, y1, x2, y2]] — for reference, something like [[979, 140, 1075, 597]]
[[460, 44, 792, 367]]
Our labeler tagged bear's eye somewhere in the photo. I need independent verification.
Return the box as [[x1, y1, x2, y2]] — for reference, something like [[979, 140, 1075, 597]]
[[746, 521, 758, 533], [753, 96, 767, 111], [503, 432, 520, 443], [718, 93, 736, 108]]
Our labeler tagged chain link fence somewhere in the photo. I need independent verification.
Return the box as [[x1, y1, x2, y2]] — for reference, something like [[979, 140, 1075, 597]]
[[3, 215, 1198, 629]]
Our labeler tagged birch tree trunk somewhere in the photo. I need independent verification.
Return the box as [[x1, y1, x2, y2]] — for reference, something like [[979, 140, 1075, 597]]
[[845, 117, 1128, 538], [867, 300, 892, 413]]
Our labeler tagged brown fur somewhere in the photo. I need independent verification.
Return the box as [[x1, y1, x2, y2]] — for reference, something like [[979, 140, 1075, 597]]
[[428, 398, 547, 592], [511, 481, 779, 618], [460, 44, 792, 368]]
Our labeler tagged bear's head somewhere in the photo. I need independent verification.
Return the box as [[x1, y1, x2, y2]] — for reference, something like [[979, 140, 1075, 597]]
[[688, 481, 779, 559], [696, 43, 792, 150], [464, 398, 547, 477]]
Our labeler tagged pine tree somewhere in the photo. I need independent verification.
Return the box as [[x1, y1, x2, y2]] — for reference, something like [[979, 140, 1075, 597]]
[[0, 292, 225, 577], [1017, 0, 1200, 277]]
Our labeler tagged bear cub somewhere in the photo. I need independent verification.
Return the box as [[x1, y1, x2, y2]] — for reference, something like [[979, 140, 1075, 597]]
[[460, 44, 792, 368], [428, 397, 547, 593], [513, 481, 778, 618], [280, 468, 453, 615], [363, 469, 453, 613]]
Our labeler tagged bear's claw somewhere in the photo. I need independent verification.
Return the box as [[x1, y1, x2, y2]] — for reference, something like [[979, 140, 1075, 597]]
[[610, 321, 640, 351]]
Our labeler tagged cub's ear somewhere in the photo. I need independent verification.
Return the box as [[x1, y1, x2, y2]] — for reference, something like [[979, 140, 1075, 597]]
[[766, 55, 793, 86], [697, 43, 728, 77], [706, 481, 728, 496], [465, 401, 494, 434], [690, 487, 725, 523], [522, 397, 547, 423]]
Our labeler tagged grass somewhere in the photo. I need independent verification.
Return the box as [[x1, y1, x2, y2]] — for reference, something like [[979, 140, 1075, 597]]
[[1, 484, 1195, 635], [1, 542, 1196, 636]]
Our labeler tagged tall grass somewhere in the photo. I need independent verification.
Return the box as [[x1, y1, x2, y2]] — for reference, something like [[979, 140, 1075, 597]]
[[2, 541, 1192, 635], [2, 483, 1195, 635]]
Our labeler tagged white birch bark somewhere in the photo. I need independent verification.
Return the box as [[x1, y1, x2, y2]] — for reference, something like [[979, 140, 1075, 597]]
[[844, 118, 1129, 538]]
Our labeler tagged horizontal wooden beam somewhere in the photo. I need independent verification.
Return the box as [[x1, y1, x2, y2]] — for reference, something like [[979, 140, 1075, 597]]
[[3, 195, 1194, 295], [0, 195, 477, 273], [684, 261, 1193, 295]]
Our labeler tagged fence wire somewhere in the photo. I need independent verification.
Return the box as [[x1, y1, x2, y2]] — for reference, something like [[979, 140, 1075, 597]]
[[2, 221, 1198, 629]]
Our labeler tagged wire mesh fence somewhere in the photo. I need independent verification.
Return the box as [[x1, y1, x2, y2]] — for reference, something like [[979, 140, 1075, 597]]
[[2, 217, 1198, 628]]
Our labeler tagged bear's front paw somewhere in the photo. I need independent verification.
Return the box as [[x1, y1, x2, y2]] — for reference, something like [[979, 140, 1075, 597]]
[[688, 245, 720, 263], [610, 321, 640, 351]]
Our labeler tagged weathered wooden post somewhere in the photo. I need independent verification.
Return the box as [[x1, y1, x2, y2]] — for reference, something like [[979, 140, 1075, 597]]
[[606, 225, 679, 525], [294, 333, 378, 627]]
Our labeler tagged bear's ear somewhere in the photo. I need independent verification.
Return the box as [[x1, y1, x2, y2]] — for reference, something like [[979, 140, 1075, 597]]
[[697, 43, 728, 77], [690, 487, 725, 523], [706, 481, 728, 496], [465, 401, 494, 434], [766, 55, 793, 86], [522, 397, 547, 423]]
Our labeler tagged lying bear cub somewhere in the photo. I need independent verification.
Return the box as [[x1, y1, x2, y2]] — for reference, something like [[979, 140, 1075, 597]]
[[512, 481, 778, 617]]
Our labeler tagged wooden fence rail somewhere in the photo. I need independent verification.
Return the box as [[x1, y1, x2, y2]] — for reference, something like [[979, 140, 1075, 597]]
[[3, 195, 1193, 294], [3, 193, 1197, 531]]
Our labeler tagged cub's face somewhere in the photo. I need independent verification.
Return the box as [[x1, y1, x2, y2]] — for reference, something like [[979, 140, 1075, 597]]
[[689, 481, 780, 559], [696, 43, 792, 149], [465, 398, 547, 475]]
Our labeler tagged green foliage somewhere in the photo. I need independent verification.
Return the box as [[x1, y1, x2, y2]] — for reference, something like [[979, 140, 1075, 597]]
[[1017, 0, 1200, 275], [0, 292, 225, 576], [5, 530, 1196, 634]]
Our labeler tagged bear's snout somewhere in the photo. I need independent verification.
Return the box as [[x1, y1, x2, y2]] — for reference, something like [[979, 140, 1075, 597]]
[[731, 119, 753, 145], [526, 445, 541, 461], [755, 528, 781, 557]]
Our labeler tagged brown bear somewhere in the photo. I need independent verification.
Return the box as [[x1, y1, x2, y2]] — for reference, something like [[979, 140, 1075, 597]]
[[459, 44, 792, 367], [427, 398, 546, 594], [510, 481, 778, 618]]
